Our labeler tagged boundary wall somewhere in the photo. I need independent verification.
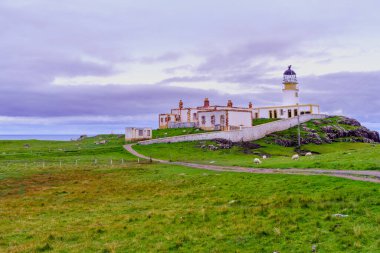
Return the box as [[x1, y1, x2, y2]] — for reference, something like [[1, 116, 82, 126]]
[[139, 114, 328, 145]]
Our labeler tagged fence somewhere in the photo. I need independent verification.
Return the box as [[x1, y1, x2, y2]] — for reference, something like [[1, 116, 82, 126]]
[[0, 157, 153, 169]]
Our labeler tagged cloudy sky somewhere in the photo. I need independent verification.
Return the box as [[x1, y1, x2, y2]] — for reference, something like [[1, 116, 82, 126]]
[[1, 0, 379, 134]]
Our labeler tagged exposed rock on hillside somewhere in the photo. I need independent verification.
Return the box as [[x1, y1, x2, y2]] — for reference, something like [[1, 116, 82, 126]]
[[266, 116, 379, 147], [199, 138, 261, 153]]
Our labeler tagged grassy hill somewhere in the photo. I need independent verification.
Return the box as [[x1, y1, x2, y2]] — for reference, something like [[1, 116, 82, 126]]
[[0, 154, 379, 252], [0, 131, 379, 252], [134, 117, 380, 170]]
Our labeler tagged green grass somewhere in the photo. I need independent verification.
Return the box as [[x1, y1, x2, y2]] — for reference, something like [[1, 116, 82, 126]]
[[252, 118, 279, 126], [135, 116, 380, 170], [153, 128, 208, 139], [0, 136, 379, 252], [0, 135, 137, 180], [0, 162, 379, 252], [134, 141, 380, 170]]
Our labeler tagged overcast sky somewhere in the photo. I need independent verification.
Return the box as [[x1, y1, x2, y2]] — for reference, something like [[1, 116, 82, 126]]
[[1, 0, 379, 134]]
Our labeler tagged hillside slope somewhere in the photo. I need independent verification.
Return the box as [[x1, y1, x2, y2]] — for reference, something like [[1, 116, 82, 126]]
[[264, 116, 379, 147]]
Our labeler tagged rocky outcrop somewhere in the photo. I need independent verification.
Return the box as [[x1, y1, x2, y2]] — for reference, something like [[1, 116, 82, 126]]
[[199, 138, 261, 152], [338, 116, 361, 127], [268, 116, 379, 147]]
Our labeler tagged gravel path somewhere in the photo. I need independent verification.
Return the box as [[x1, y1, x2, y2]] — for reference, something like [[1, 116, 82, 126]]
[[124, 144, 380, 183]]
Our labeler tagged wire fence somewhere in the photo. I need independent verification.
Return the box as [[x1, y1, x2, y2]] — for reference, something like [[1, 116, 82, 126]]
[[0, 157, 153, 169]]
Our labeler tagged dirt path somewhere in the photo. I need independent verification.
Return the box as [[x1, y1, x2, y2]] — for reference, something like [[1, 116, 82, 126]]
[[124, 144, 380, 183]]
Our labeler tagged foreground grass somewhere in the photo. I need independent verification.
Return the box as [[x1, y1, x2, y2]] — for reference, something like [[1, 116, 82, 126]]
[[0, 163, 379, 252], [134, 141, 380, 170]]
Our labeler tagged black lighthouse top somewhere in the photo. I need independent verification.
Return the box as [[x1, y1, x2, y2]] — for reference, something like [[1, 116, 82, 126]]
[[283, 65, 297, 83], [284, 65, 296, 75]]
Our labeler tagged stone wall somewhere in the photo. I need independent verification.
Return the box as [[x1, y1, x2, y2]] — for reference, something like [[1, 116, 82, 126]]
[[139, 114, 328, 145]]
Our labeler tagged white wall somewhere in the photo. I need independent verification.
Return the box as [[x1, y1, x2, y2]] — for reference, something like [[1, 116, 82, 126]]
[[228, 111, 252, 127], [283, 89, 299, 105], [126, 127, 152, 141], [140, 114, 327, 144], [198, 111, 225, 128]]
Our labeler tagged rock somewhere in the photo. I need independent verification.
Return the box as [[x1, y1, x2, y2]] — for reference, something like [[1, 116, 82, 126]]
[[274, 138, 294, 147], [304, 132, 323, 144], [23, 144, 30, 148], [333, 213, 349, 218], [348, 126, 380, 142], [77, 135, 87, 141], [213, 138, 233, 149], [338, 116, 361, 126], [95, 140, 108, 145]]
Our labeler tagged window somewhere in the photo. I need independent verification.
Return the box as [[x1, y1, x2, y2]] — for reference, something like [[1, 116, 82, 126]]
[[255, 113, 258, 118], [273, 110, 278, 118], [294, 109, 298, 116], [269, 110, 273, 118], [201, 116, 206, 125], [146, 130, 151, 136], [220, 115, 225, 125], [193, 113, 197, 121], [295, 92, 298, 97], [280, 109, 284, 116], [167, 116, 171, 121], [288, 109, 292, 118], [160, 118, 163, 123], [138, 130, 143, 136], [211, 115, 215, 125]]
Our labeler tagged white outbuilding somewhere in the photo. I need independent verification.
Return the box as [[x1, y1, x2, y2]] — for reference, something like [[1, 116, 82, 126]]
[[125, 127, 152, 141]]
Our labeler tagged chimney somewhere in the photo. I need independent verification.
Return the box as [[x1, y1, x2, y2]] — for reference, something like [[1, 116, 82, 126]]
[[204, 98, 210, 107], [227, 100, 233, 107], [179, 100, 183, 109], [248, 102, 253, 108]]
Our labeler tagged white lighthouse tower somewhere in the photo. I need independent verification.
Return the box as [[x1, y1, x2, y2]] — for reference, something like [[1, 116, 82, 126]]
[[282, 65, 299, 105]]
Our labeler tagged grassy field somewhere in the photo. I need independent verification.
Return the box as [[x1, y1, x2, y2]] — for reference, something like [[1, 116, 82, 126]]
[[153, 128, 208, 139], [134, 141, 380, 170], [0, 135, 137, 180], [1, 136, 380, 252], [1, 160, 379, 252]]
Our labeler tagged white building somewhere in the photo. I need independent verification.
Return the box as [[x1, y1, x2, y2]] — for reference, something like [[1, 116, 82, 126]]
[[125, 127, 152, 141], [158, 65, 320, 131], [252, 65, 320, 119], [159, 98, 253, 131]]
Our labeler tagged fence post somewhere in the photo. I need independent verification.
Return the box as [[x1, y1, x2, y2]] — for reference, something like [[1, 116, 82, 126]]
[[138, 158, 140, 163], [110, 159, 113, 166], [75, 160, 78, 166], [60, 161, 62, 167], [121, 158, 124, 165], [42, 161, 45, 168]]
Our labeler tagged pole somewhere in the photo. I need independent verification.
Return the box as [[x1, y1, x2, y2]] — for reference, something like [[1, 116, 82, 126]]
[[297, 103, 301, 149]]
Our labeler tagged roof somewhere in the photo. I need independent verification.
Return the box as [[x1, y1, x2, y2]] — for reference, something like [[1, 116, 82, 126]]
[[284, 65, 296, 75]]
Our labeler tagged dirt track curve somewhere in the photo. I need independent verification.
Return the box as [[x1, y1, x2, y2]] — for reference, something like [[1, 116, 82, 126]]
[[124, 144, 380, 183]]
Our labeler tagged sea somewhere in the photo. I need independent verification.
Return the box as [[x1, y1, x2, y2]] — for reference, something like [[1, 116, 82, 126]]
[[0, 135, 82, 141]]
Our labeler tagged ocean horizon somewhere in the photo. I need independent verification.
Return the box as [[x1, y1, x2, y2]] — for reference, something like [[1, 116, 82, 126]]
[[0, 135, 83, 141]]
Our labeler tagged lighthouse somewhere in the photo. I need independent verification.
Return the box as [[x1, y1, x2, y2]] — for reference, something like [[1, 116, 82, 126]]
[[282, 65, 299, 105]]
